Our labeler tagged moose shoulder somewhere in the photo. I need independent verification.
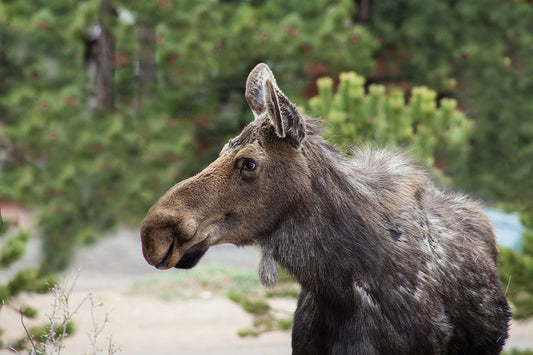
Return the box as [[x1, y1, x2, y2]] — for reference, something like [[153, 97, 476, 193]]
[[141, 63, 510, 354]]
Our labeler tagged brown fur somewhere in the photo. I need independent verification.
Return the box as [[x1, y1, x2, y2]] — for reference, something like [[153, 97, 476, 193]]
[[141, 64, 510, 354]]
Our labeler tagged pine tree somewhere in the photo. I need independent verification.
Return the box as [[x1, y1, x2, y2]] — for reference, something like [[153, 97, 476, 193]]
[[0, 212, 54, 349], [309, 72, 470, 178], [0, 0, 378, 272], [369, 0, 533, 208]]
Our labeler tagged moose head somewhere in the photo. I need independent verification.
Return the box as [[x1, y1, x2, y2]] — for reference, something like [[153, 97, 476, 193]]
[[140, 64, 311, 283]]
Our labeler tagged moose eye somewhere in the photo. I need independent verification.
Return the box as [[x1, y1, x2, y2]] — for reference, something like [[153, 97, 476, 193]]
[[241, 159, 257, 172]]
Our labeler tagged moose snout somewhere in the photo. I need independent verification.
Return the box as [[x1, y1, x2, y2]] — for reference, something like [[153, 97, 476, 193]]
[[140, 223, 177, 269], [140, 204, 205, 269], [140, 206, 185, 269]]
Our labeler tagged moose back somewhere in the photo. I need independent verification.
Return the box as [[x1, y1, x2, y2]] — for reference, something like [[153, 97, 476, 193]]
[[141, 63, 510, 354]]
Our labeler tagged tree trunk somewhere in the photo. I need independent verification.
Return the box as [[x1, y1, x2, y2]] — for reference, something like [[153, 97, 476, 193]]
[[354, 0, 372, 24], [94, 0, 116, 113], [137, 23, 156, 104]]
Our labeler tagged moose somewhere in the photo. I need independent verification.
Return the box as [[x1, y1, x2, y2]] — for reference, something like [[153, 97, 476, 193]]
[[141, 63, 511, 354]]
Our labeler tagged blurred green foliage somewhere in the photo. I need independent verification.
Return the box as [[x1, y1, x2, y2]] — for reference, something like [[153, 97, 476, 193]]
[[503, 349, 533, 355], [0, 223, 30, 268], [309, 72, 470, 175], [370, 0, 533, 208], [498, 246, 533, 319], [0, 215, 53, 302], [0, 0, 376, 272], [0, 213, 54, 349], [7, 320, 75, 353]]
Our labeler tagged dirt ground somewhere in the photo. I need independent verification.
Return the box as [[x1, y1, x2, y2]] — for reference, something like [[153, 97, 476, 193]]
[[1, 206, 533, 354], [1, 227, 294, 355]]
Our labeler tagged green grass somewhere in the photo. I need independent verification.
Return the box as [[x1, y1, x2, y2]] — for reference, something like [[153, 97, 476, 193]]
[[129, 263, 261, 300], [227, 289, 271, 315], [502, 350, 533, 355]]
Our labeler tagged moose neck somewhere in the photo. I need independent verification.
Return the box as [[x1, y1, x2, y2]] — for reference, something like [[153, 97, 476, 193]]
[[261, 134, 395, 305]]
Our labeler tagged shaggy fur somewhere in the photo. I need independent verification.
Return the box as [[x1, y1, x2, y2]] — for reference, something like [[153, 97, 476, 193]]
[[141, 63, 511, 354]]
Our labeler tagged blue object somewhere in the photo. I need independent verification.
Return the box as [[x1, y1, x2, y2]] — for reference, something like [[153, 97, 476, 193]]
[[485, 208, 525, 252]]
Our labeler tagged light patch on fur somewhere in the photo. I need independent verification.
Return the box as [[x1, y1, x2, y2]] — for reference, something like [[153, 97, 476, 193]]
[[354, 282, 379, 311], [259, 248, 279, 288]]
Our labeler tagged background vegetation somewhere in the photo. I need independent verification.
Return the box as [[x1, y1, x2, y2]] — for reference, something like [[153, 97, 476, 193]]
[[1, 0, 532, 343]]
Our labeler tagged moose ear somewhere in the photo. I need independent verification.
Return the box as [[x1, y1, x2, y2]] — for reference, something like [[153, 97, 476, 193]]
[[263, 78, 306, 148], [264, 79, 285, 138], [245, 63, 305, 148], [245, 63, 276, 119]]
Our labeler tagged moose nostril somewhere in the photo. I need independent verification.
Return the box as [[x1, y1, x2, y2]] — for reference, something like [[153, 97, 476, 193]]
[[156, 239, 175, 270], [170, 227, 187, 242]]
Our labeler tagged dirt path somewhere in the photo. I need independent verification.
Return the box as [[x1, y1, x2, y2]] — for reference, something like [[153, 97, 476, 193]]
[[1, 229, 293, 354], [1, 228, 532, 354], [2, 291, 292, 355]]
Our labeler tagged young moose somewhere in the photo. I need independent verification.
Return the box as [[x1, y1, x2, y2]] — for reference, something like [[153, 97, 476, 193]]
[[141, 64, 510, 354]]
